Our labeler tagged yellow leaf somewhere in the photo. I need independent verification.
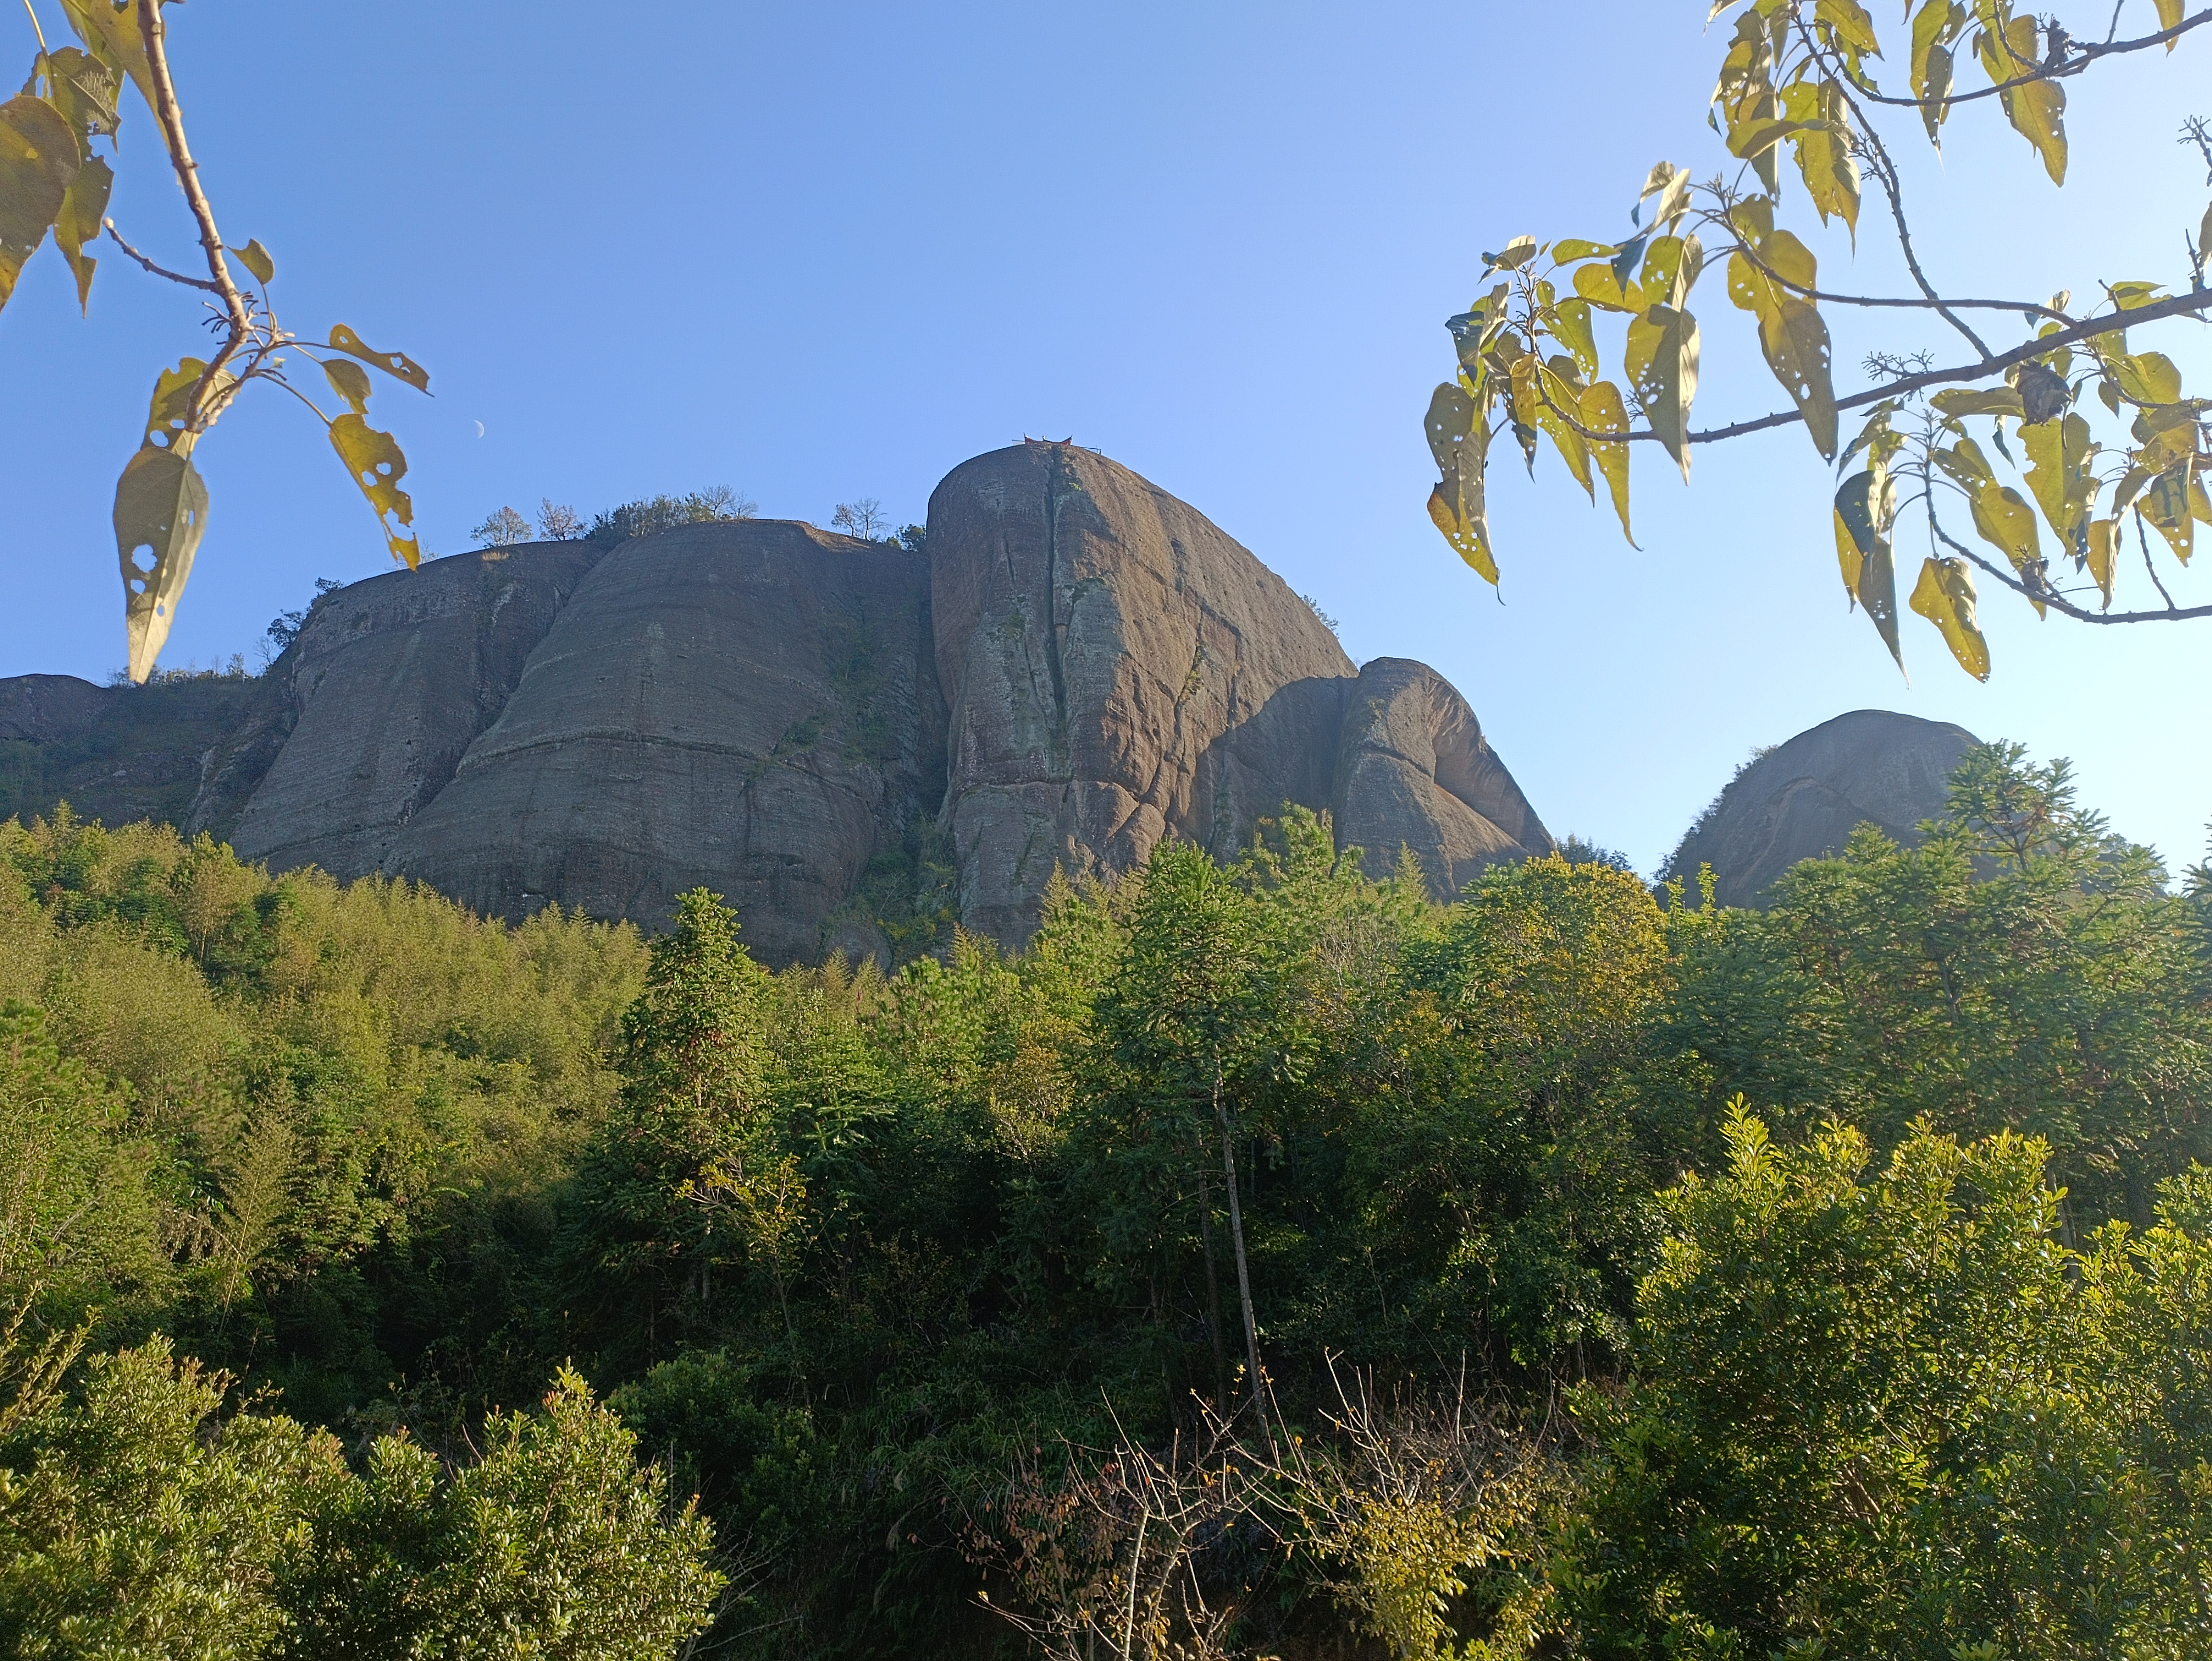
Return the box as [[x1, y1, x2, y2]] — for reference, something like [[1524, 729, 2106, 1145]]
[[327, 325, 431, 394], [53, 150, 109, 314], [0, 94, 79, 314], [1550, 239, 1615, 264], [1725, 235, 1836, 459], [2156, 0, 2184, 45], [2140, 463, 2198, 565], [1978, 11, 2065, 184], [1483, 234, 1538, 272], [1640, 162, 1692, 235], [1533, 356, 1595, 502], [1911, 2, 1963, 146], [329, 413, 420, 568], [2111, 352, 2182, 405], [1424, 384, 1496, 582], [1930, 387, 2024, 420], [1834, 469, 1903, 669], [1548, 296, 1600, 382], [2085, 518, 2117, 608], [142, 357, 234, 452], [1626, 304, 1699, 482], [57, 0, 155, 118], [230, 238, 275, 286], [1910, 556, 1991, 680], [1814, 0, 1880, 55], [1786, 81, 1860, 237], [113, 446, 210, 684], [2018, 412, 2095, 549], [1424, 382, 1478, 472], [321, 357, 373, 417], [1572, 261, 1643, 315], [1581, 379, 1635, 547]]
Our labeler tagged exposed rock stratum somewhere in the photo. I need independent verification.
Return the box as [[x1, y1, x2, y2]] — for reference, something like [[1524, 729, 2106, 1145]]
[[2, 445, 1554, 962]]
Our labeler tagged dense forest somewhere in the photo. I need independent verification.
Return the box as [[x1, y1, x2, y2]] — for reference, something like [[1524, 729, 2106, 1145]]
[[4, 744, 2211, 1659]]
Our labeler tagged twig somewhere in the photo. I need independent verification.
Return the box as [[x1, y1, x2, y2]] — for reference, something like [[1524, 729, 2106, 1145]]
[[19, 0, 47, 54], [137, 0, 253, 439], [1928, 506, 2212, 623], [102, 220, 222, 293], [2139, 512, 2184, 610], [1833, 8, 2212, 113]]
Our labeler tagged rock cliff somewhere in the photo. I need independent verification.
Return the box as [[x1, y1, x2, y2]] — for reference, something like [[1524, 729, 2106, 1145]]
[[1664, 709, 1980, 905], [1, 443, 1557, 960]]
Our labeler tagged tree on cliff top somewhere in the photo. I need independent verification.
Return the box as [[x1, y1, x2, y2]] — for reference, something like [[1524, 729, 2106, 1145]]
[[1425, 0, 2212, 682]]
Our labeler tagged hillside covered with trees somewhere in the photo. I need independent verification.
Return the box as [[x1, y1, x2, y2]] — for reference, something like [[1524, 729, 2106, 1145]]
[[6, 742, 2212, 1658]]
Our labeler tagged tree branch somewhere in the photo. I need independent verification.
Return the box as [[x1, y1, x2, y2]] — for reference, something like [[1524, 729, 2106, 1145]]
[[136, 0, 252, 441], [1834, 8, 2212, 113], [102, 219, 221, 293], [1927, 507, 2212, 624]]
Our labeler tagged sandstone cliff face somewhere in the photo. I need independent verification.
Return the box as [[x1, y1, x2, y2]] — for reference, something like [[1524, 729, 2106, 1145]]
[[222, 542, 605, 875], [1, 445, 1560, 957], [1665, 709, 1979, 905], [1331, 658, 1554, 900], [929, 443, 1360, 941], [385, 520, 940, 968]]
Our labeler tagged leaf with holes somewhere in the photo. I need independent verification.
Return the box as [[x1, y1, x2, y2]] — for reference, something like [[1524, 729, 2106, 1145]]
[[1573, 260, 1644, 315], [1581, 379, 1635, 547], [1533, 356, 1595, 501], [36, 46, 120, 141], [2139, 463, 2198, 565], [1978, 11, 2065, 184], [1911, 1, 1962, 143], [1626, 304, 1699, 482], [0, 94, 79, 313], [58, 0, 156, 116], [1910, 555, 1989, 679], [330, 413, 420, 568], [1785, 81, 1860, 237], [1930, 387, 2024, 421], [328, 325, 431, 394], [2019, 413, 2095, 549], [1726, 234, 1836, 459], [1548, 296, 1600, 382], [113, 445, 210, 683], [1834, 469, 1902, 668], [143, 358, 235, 451]]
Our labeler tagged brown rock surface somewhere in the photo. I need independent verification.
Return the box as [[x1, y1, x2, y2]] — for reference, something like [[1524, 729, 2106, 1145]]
[[1331, 658, 1553, 898], [928, 443, 1358, 942], [223, 542, 606, 877], [1664, 709, 1980, 905], [383, 520, 940, 967]]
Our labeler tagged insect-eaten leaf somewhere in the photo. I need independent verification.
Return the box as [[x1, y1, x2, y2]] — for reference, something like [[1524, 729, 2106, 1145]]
[[2019, 412, 2095, 550], [57, 0, 156, 117], [1582, 379, 1635, 546], [1910, 555, 1989, 680], [230, 239, 275, 286], [1834, 467, 1902, 669], [1424, 383, 1496, 583], [330, 413, 421, 569], [113, 445, 210, 684], [2139, 463, 2199, 565], [35, 46, 120, 141], [328, 325, 431, 394], [1930, 387, 2024, 421], [1979, 12, 2066, 184], [1626, 303, 1700, 482], [1482, 235, 1537, 272], [0, 93, 80, 313], [1725, 234, 1836, 459], [143, 358, 235, 452]]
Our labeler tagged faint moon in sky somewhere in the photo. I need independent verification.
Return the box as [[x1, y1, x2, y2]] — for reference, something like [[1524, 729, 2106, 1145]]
[[474, 421, 485, 437]]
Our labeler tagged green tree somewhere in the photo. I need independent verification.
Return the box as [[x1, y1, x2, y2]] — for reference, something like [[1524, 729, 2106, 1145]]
[[1425, 0, 2212, 677], [1558, 1104, 2212, 1659]]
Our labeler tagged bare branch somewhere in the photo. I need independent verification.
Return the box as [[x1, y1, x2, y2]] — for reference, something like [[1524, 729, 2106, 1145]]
[[102, 220, 222, 293]]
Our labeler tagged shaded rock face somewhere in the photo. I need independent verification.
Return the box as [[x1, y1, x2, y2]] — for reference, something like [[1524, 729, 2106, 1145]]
[[929, 443, 1360, 941], [1, 446, 1555, 959], [222, 542, 607, 877], [1666, 709, 1980, 906], [1331, 658, 1554, 901], [386, 521, 940, 968]]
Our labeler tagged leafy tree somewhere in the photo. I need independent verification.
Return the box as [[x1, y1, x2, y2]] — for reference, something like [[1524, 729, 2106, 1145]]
[[470, 505, 533, 548], [3, 0, 431, 680], [1426, 0, 2212, 678], [1558, 1105, 2212, 1659], [587, 487, 757, 546]]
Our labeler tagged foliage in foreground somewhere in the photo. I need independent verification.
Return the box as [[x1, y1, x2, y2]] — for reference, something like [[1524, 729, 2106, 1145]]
[[0, 740, 2208, 1656]]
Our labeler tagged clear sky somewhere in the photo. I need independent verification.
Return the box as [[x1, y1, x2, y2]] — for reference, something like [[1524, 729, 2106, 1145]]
[[2, 1, 2207, 873]]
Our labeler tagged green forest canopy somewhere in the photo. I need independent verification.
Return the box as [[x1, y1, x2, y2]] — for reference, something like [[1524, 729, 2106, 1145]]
[[3, 745, 2212, 1658]]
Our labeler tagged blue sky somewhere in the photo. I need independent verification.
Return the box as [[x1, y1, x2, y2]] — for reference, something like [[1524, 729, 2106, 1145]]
[[2, 1, 2207, 872]]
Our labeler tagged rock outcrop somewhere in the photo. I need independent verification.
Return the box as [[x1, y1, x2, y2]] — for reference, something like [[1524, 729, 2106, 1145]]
[[383, 520, 940, 969], [1664, 709, 1980, 906], [0, 671, 262, 833], [0, 443, 1557, 960]]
